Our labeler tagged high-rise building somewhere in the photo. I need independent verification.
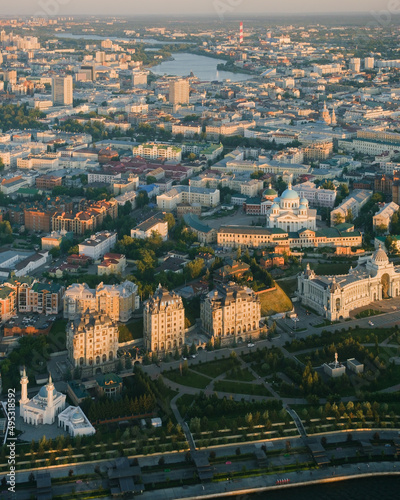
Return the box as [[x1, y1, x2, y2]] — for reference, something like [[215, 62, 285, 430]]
[[81, 64, 96, 81], [66, 313, 119, 376], [169, 79, 190, 105], [52, 75, 73, 106], [239, 22, 244, 44], [200, 283, 262, 346], [143, 285, 185, 354], [364, 57, 375, 70], [349, 58, 361, 72], [96, 51, 106, 64]]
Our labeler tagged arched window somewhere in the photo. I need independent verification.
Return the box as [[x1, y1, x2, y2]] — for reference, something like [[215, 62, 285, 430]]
[[96, 356, 100, 365], [102, 354, 107, 363], [89, 357, 93, 366], [79, 357, 84, 366], [109, 351, 113, 361]]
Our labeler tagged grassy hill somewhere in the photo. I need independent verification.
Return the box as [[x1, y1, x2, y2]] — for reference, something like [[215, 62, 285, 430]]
[[258, 284, 293, 316]]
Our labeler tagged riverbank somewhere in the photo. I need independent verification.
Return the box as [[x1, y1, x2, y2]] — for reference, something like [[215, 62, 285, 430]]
[[146, 465, 400, 499]]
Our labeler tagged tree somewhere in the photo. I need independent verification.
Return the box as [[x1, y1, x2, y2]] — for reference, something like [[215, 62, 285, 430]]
[[332, 212, 344, 226], [158, 456, 165, 466], [345, 208, 354, 223], [164, 213, 175, 231], [136, 190, 149, 208], [375, 224, 388, 235], [0, 158, 4, 171], [187, 153, 197, 161]]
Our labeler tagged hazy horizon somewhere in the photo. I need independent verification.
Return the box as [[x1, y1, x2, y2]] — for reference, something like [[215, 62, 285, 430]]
[[1, 0, 395, 16]]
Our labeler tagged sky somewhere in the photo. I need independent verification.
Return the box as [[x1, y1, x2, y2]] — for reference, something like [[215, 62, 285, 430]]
[[2, 0, 395, 17]]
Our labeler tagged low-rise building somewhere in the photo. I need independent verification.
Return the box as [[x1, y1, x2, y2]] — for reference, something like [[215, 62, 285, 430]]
[[373, 202, 399, 233], [330, 190, 373, 226], [131, 213, 168, 241], [98, 253, 126, 276], [78, 231, 117, 261], [157, 186, 220, 211]]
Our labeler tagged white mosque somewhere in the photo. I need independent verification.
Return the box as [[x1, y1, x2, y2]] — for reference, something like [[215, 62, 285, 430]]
[[266, 182, 317, 232], [20, 369, 66, 426]]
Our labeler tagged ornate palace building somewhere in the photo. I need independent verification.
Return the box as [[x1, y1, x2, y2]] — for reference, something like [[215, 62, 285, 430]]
[[297, 245, 400, 320], [143, 285, 185, 354], [200, 283, 262, 346], [66, 313, 119, 376]]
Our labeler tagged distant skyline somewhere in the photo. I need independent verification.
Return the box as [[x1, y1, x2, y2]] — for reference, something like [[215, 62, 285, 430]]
[[1, 0, 395, 16]]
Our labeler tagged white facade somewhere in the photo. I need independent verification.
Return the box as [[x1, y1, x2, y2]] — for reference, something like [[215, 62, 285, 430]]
[[58, 406, 95, 437], [79, 231, 117, 261], [292, 181, 337, 208], [131, 213, 169, 241], [20, 371, 66, 426], [266, 183, 317, 232], [297, 246, 400, 321], [132, 143, 182, 162], [157, 186, 220, 211]]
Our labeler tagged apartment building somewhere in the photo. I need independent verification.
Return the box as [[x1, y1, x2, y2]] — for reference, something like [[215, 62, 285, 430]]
[[67, 313, 119, 376], [132, 143, 182, 162], [64, 280, 139, 323], [78, 231, 118, 261], [131, 213, 169, 241], [292, 181, 337, 208], [157, 186, 220, 211], [200, 283, 261, 346], [143, 285, 185, 354], [330, 190, 373, 226], [373, 202, 399, 233]]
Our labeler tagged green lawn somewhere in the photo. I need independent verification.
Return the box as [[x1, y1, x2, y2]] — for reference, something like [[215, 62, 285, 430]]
[[214, 380, 271, 396], [193, 357, 239, 378], [48, 319, 67, 351], [276, 278, 298, 297], [258, 284, 292, 316], [224, 367, 255, 382], [163, 369, 210, 389]]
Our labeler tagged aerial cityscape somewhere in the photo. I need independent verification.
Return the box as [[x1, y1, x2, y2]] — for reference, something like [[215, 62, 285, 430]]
[[0, 1, 400, 499]]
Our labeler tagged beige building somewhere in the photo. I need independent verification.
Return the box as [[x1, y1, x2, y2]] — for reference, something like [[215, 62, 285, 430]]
[[67, 313, 119, 376], [200, 283, 261, 346], [169, 79, 190, 105], [64, 281, 139, 323], [143, 285, 185, 354], [52, 75, 73, 106], [373, 202, 399, 233], [157, 186, 220, 211], [97, 253, 127, 276]]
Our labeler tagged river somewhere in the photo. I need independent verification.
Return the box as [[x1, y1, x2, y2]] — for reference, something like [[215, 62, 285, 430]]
[[55, 33, 189, 45], [151, 52, 253, 82], [238, 476, 400, 499]]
